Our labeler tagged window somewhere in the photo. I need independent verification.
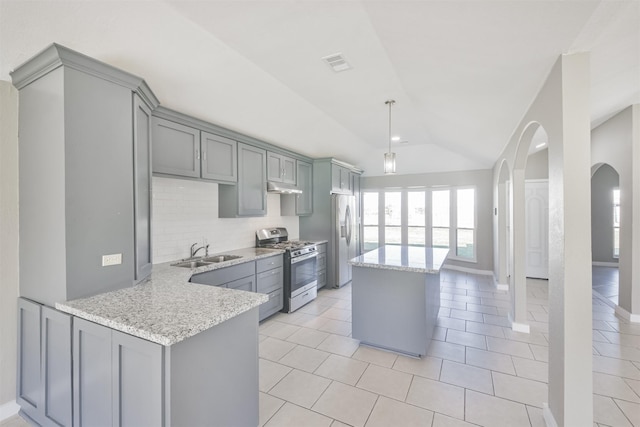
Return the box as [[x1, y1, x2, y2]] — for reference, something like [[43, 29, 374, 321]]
[[613, 188, 620, 258], [456, 188, 475, 259], [432, 190, 450, 249], [408, 191, 426, 246], [362, 192, 379, 251], [384, 192, 402, 244]]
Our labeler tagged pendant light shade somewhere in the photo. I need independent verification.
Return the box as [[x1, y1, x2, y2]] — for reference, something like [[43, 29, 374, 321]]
[[384, 100, 396, 174]]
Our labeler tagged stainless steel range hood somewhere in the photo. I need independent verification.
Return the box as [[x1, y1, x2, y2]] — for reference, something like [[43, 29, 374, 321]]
[[267, 181, 303, 194]]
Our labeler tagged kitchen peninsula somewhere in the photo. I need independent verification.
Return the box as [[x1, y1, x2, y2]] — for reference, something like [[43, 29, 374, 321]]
[[52, 248, 279, 427], [349, 246, 448, 357]]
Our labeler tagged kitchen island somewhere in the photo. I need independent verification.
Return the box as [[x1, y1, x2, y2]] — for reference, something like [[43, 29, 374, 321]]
[[54, 247, 280, 427], [349, 245, 448, 357]]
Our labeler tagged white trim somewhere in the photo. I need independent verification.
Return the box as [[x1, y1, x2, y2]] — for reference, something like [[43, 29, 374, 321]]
[[496, 283, 509, 291], [508, 312, 531, 334], [0, 400, 20, 422], [542, 404, 558, 427], [442, 264, 493, 276], [615, 305, 640, 323], [592, 261, 619, 267]]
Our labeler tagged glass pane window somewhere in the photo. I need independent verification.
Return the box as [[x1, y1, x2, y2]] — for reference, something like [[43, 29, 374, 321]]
[[456, 188, 475, 259], [432, 190, 450, 227], [385, 226, 401, 244], [363, 226, 379, 251], [363, 192, 379, 226], [408, 191, 425, 226], [432, 227, 449, 249], [384, 192, 401, 226], [408, 227, 425, 246]]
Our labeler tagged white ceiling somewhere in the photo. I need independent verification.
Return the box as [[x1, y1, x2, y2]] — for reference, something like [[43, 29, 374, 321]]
[[1, 1, 638, 176]]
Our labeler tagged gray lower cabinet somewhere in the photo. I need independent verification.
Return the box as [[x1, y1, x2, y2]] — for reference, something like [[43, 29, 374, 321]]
[[256, 255, 284, 321], [226, 275, 256, 292], [219, 143, 267, 217], [317, 243, 327, 289], [74, 317, 163, 427], [73, 311, 259, 427], [190, 261, 256, 289], [17, 298, 72, 427]]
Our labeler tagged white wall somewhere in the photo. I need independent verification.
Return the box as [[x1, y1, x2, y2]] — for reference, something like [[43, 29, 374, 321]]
[[360, 169, 494, 272], [525, 148, 548, 180], [0, 81, 19, 413], [152, 177, 299, 264]]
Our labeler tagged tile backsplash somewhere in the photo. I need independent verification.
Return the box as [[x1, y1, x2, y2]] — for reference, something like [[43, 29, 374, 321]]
[[152, 177, 300, 264]]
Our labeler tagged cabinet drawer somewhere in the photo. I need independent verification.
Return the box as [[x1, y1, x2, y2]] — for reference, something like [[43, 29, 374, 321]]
[[256, 255, 283, 273], [259, 289, 283, 321], [227, 275, 255, 292], [190, 262, 255, 287], [257, 267, 283, 294]]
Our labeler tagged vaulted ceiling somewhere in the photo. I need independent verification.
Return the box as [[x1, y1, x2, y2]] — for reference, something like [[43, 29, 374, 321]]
[[1, 1, 638, 176]]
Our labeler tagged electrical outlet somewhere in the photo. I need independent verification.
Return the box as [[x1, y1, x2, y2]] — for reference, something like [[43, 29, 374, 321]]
[[102, 253, 122, 266]]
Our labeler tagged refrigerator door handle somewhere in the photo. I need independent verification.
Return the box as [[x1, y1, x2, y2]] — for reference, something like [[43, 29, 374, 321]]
[[345, 204, 352, 245]]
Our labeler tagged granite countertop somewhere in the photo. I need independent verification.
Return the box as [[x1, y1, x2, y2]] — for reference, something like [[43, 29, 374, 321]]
[[55, 247, 284, 346], [349, 245, 449, 274]]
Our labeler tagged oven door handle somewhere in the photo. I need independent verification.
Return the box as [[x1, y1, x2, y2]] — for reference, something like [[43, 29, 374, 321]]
[[290, 252, 318, 264]]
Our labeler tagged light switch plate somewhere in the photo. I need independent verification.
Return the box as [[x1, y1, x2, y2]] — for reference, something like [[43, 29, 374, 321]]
[[102, 253, 122, 266]]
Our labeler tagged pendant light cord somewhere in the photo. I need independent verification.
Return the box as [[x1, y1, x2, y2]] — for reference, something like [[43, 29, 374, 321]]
[[386, 100, 395, 153]]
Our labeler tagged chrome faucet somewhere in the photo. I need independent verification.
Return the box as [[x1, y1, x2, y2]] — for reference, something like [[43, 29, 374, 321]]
[[190, 242, 209, 259]]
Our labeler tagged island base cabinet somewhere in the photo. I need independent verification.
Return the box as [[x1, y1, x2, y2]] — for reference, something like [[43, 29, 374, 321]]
[[351, 268, 440, 357], [17, 298, 72, 427]]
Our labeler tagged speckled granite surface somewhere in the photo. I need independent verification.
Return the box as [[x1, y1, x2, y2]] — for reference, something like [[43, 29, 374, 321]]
[[55, 247, 283, 346], [349, 246, 449, 274]]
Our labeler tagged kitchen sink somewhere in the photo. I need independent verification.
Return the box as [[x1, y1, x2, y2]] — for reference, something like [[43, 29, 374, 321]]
[[202, 255, 243, 263], [171, 260, 212, 269]]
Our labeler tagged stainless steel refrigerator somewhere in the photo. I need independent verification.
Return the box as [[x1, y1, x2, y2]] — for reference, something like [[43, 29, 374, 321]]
[[330, 194, 356, 288]]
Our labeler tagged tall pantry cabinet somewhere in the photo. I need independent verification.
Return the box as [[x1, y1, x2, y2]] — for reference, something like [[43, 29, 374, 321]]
[[11, 44, 159, 426]]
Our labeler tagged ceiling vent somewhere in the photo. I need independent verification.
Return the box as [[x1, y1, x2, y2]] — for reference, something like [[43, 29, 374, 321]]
[[322, 53, 352, 72]]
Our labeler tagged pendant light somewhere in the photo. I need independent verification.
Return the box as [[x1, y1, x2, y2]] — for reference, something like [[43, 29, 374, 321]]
[[384, 100, 396, 174]]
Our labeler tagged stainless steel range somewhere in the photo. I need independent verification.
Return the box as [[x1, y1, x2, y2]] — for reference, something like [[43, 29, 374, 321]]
[[256, 228, 318, 313]]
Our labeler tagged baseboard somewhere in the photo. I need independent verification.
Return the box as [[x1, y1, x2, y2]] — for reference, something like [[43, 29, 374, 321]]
[[508, 312, 531, 334], [442, 264, 493, 276], [614, 305, 640, 323], [495, 283, 509, 291], [542, 404, 558, 427], [0, 400, 20, 422], [592, 261, 619, 267]]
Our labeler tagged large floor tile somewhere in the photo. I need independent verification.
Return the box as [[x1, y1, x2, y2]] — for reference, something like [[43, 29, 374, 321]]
[[492, 371, 547, 408], [465, 347, 515, 375], [364, 396, 434, 427], [260, 337, 297, 362], [466, 320, 506, 338], [593, 355, 640, 380], [286, 327, 330, 348], [431, 413, 477, 427], [269, 369, 331, 408], [526, 405, 546, 427], [279, 345, 331, 373], [512, 356, 548, 383], [318, 319, 352, 336], [393, 354, 442, 380], [312, 381, 378, 427], [260, 358, 293, 392], [615, 399, 640, 426], [259, 392, 285, 426], [593, 394, 632, 427], [437, 316, 467, 331], [264, 402, 332, 427], [356, 364, 413, 401], [465, 389, 531, 427], [352, 345, 398, 368], [315, 354, 368, 386], [486, 336, 534, 359], [317, 334, 360, 357], [593, 341, 640, 363], [260, 321, 302, 340], [405, 376, 465, 420], [450, 308, 485, 322], [321, 307, 352, 322], [440, 360, 494, 394], [445, 329, 487, 350], [427, 340, 466, 363], [529, 343, 549, 362], [592, 371, 640, 402]]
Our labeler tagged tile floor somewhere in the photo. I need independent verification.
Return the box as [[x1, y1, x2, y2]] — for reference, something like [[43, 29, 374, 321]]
[[2, 269, 638, 427], [257, 269, 640, 427], [592, 265, 619, 306]]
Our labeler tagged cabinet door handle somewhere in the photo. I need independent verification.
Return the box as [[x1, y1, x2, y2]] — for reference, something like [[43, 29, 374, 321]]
[[203, 150, 207, 160], [196, 149, 200, 160]]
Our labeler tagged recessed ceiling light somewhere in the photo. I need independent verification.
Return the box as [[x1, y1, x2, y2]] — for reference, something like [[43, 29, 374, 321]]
[[535, 142, 547, 149], [391, 136, 401, 142]]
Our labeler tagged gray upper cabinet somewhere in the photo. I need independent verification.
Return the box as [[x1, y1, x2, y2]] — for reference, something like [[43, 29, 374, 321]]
[[152, 117, 201, 178], [331, 165, 352, 194], [11, 44, 159, 307], [267, 152, 296, 185], [201, 131, 237, 182], [296, 160, 313, 215], [134, 94, 153, 282], [219, 143, 267, 217]]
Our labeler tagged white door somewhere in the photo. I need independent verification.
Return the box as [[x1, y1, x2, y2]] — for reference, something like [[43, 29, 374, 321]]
[[525, 180, 549, 279]]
